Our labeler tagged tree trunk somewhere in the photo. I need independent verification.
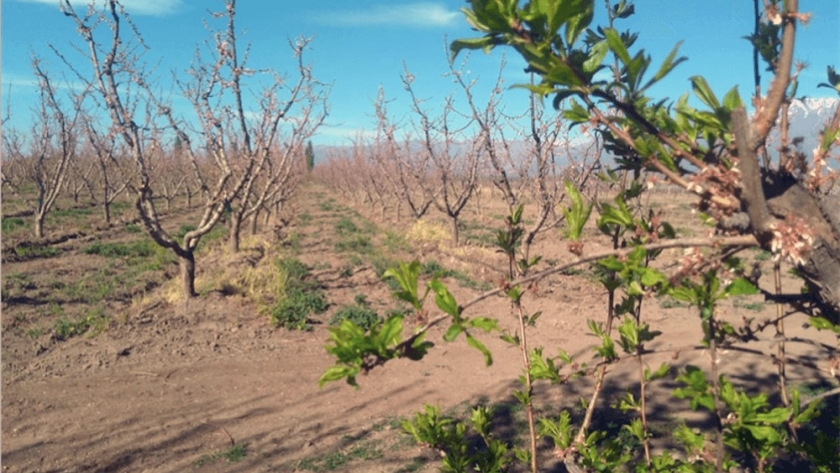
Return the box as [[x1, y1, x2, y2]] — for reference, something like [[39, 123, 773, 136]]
[[180, 252, 197, 298], [103, 201, 111, 226], [34, 213, 45, 239], [450, 215, 460, 246], [229, 216, 242, 253], [756, 173, 840, 321], [250, 209, 259, 235]]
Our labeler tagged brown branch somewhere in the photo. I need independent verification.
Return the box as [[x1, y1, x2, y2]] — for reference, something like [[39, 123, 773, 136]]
[[751, 0, 798, 146], [733, 106, 775, 239], [799, 385, 840, 410], [591, 89, 708, 171], [584, 98, 737, 210], [397, 235, 757, 346]]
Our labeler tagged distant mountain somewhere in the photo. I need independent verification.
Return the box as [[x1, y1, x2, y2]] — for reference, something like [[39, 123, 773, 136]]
[[312, 97, 839, 168], [783, 97, 839, 153]]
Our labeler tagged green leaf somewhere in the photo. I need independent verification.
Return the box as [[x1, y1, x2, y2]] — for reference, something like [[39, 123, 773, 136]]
[[583, 41, 610, 74], [501, 332, 520, 345], [319, 365, 359, 388], [754, 407, 791, 424], [723, 277, 759, 297], [513, 388, 530, 405], [538, 411, 573, 449], [384, 261, 423, 310], [529, 349, 562, 382], [587, 319, 604, 336], [525, 310, 542, 326], [625, 51, 649, 89], [792, 388, 823, 424], [817, 65, 840, 94], [467, 317, 499, 332], [668, 286, 697, 304], [722, 85, 743, 111], [444, 323, 463, 342], [546, 61, 583, 87], [604, 28, 631, 66], [565, 3, 594, 46], [809, 316, 840, 333], [450, 35, 500, 59], [511, 202, 524, 225], [429, 278, 460, 320], [744, 424, 782, 443], [557, 349, 572, 364], [615, 392, 639, 412], [646, 137, 679, 173], [597, 196, 634, 231], [613, 1, 635, 19], [466, 333, 493, 366], [562, 100, 590, 122], [563, 179, 593, 240], [644, 362, 671, 382], [623, 418, 646, 441], [651, 41, 686, 83], [821, 125, 840, 152], [511, 82, 557, 97], [506, 284, 524, 303], [378, 315, 404, 346], [618, 317, 639, 353], [640, 268, 667, 287], [595, 334, 616, 360], [690, 75, 720, 110]]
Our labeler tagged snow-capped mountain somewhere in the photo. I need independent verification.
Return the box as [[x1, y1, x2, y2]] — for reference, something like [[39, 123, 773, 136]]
[[784, 97, 839, 152], [788, 97, 838, 121]]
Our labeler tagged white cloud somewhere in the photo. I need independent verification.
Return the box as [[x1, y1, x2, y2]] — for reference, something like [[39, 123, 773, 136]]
[[318, 125, 379, 141], [2, 73, 40, 90], [12, 0, 182, 16], [314, 3, 460, 28], [1, 72, 88, 94]]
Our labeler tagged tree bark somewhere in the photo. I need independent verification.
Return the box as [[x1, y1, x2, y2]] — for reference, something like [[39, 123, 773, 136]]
[[264, 206, 272, 226], [250, 209, 259, 235], [229, 216, 242, 253], [450, 215, 460, 246], [102, 201, 111, 226], [748, 170, 840, 322], [180, 252, 197, 298], [34, 213, 45, 239]]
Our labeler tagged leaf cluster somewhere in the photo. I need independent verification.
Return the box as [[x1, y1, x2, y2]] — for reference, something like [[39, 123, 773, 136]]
[[402, 404, 511, 473]]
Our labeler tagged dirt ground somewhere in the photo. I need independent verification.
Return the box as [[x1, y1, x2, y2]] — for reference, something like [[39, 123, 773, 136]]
[[2, 185, 837, 472]]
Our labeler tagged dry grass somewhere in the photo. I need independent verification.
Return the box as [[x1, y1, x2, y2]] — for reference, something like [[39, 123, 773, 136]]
[[406, 219, 451, 248]]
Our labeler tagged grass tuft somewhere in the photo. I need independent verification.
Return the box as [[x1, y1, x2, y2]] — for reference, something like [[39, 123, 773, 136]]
[[406, 219, 449, 247], [330, 304, 381, 331], [2, 216, 27, 235], [53, 307, 111, 340], [269, 258, 327, 330], [194, 444, 247, 467]]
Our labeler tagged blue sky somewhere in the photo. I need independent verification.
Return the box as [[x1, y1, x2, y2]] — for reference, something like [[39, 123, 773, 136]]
[[2, 0, 838, 146]]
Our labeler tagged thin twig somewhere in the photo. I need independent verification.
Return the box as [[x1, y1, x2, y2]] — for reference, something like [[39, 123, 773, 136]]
[[800, 386, 840, 410], [397, 235, 758, 352]]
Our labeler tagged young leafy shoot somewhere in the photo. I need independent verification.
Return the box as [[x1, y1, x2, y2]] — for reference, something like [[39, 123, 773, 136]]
[[384, 261, 428, 311], [562, 179, 592, 241]]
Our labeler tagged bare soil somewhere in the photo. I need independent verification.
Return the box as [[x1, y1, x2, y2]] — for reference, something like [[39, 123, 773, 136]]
[[2, 186, 837, 472]]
